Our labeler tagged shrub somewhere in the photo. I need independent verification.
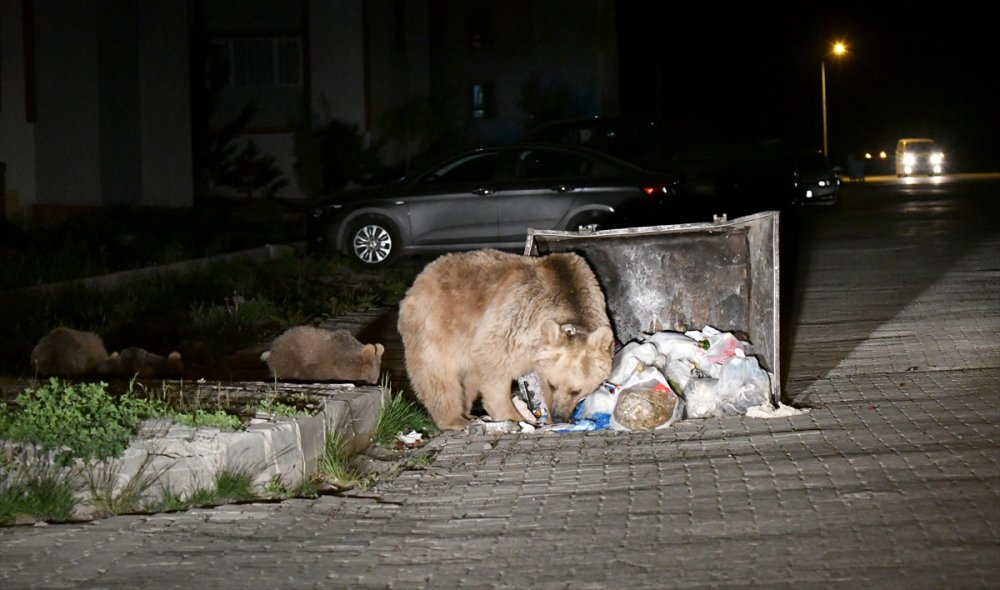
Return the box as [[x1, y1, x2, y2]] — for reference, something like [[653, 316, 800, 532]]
[[0, 378, 163, 463]]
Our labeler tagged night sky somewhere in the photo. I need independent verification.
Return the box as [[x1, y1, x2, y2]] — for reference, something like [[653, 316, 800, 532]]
[[617, 2, 999, 170]]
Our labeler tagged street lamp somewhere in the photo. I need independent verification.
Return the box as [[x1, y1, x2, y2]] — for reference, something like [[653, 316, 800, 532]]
[[821, 41, 847, 158]]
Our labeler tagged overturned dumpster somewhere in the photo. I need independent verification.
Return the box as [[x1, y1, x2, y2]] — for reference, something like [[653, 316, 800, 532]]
[[524, 211, 781, 415]]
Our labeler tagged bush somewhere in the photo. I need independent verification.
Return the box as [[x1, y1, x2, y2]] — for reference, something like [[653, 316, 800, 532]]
[[0, 378, 163, 463]]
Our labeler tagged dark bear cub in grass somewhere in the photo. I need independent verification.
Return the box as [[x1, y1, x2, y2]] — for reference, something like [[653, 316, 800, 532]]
[[262, 326, 385, 384], [106, 347, 184, 378], [30, 327, 184, 378], [30, 327, 113, 377]]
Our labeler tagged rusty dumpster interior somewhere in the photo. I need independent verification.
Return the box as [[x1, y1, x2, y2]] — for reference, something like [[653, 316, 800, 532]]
[[525, 211, 780, 404]]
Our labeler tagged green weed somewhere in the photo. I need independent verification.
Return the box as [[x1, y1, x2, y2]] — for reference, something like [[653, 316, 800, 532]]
[[212, 467, 256, 504], [147, 485, 190, 513], [371, 378, 436, 447], [252, 396, 307, 418], [263, 474, 289, 498], [0, 457, 79, 525], [170, 409, 243, 431], [0, 378, 164, 463], [186, 486, 220, 508], [82, 452, 168, 518], [317, 434, 358, 490]]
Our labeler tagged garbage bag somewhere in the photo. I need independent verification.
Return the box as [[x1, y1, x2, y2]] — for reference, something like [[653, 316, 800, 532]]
[[714, 351, 771, 415], [607, 340, 665, 385], [610, 367, 685, 431]]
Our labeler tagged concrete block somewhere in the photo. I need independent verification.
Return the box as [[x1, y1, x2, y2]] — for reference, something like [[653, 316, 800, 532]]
[[322, 385, 386, 454]]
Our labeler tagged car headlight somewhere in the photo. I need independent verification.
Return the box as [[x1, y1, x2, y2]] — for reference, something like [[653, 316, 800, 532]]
[[930, 152, 944, 165], [903, 153, 916, 166]]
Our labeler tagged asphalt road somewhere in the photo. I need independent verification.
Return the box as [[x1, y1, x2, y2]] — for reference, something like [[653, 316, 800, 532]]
[[1, 175, 998, 589]]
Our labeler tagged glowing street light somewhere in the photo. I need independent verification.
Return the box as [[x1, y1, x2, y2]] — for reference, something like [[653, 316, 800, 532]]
[[822, 41, 847, 158]]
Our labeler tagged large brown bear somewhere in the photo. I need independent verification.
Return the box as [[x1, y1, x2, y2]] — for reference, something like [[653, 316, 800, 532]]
[[397, 249, 614, 430]]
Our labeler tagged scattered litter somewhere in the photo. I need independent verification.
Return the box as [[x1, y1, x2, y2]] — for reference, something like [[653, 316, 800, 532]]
[[744, 402, 809, 419], [395, 430, 424, 448], [509, 325, 805, 434], [467, 419, 521, 435], [514, 371, 549, 424]]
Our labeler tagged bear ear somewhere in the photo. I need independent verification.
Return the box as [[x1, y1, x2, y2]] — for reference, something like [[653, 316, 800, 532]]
[[540, 319, 564, 345], [587, 326, 614, 352], [361, 343, 385, 362]]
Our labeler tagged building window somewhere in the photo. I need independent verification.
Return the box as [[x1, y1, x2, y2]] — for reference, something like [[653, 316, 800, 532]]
[[471, 83, 494, 119], [212, 36, 303, 88]]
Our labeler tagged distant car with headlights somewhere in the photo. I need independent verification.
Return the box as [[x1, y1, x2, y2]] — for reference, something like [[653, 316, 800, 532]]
[[789, 150, 840, 206], [306, 143, 679, 266], [895, 138, 945, 176]]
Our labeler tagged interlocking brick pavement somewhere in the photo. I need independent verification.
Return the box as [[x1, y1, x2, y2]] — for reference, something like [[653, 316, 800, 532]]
[[2, 184, 998, 589]]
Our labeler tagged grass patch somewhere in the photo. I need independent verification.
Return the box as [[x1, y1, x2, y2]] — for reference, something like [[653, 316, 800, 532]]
[[371, 377, 436, 447], [170, 408, 243, 431], [0, 458, 79, 525], [316, 434, 359, 490], [148, 485, 190, 514], [252, 395, 309, 418], [212, 466, 257, 504], [82, 452, 169, 518]]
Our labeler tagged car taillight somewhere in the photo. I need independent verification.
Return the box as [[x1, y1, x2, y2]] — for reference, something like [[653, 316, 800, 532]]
[[642, 185, 672, 196]]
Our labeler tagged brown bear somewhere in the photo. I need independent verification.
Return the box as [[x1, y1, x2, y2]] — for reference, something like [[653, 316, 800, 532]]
[[30, 327, 112, 377], [107, 347, 184, 378], [30, 327, 185, 378], [397, 248, 615, 430], [263, 326, 385, 384]]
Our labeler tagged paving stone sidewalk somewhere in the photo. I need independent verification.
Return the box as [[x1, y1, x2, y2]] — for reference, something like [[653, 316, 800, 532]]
[[1, 188, 998, 589]]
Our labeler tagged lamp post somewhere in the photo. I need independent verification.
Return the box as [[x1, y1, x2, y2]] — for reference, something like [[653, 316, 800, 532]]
[[822, 41, 847, 158]]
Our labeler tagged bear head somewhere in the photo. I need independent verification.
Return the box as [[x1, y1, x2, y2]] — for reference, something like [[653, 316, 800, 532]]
[[533, 319, 614, 422]]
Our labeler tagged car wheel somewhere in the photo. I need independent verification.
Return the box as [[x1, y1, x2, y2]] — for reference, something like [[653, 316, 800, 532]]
[[345, 216, 399, 266]]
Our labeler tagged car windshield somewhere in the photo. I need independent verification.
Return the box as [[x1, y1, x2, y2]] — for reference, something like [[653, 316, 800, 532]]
[[909, 142, 936, 153]]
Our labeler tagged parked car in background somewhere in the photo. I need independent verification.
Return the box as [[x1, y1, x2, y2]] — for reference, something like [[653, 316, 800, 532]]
[[306, 143, 679, 265], [526, 117, 675, 172], [789, 150, 840, 206], [528, 120, 840, 215], [895, 138, 945, 176]]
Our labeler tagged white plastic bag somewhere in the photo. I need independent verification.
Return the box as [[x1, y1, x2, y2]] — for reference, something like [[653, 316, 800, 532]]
[[681, 377, 723, 418], [607, 340, 665, 385], [714, 351, 771, 415]]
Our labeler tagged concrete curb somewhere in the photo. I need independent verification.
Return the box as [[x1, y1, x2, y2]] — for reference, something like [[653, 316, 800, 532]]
[[14, 243, 300, 294], [2, 382, 387, 520]]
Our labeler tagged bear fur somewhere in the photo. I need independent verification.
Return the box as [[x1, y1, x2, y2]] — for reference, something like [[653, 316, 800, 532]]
[[397, 248, 615, 430], [106, 347, 184, 378], [30, 327, 183, 378], [30, 327, 112, 377], [263, 326, 385, 384]]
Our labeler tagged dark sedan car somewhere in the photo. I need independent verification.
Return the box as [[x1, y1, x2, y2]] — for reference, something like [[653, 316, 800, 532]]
[[788, 150, 840, 206], [307, 143, 679, 265]]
